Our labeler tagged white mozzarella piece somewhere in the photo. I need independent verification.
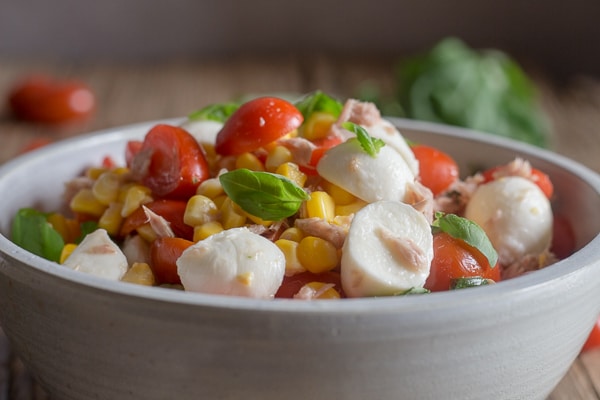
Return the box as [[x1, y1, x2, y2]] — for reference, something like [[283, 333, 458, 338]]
[[179, 119, 223, 145], [316, 139, 416, 203], [365, 119, 420, 176], [464, 176, 553, 266], [177, 227, 285, 299], [62, 229, 128, 280], [341, 201, 433, 297]]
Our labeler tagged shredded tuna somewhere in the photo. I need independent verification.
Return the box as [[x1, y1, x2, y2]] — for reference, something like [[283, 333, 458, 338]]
[[433, 176, 482, 216], [295, 217, 348, 249], [337, 99, 382, 126], [63, 176, 94, 204], [404, 181, 435, 223], [489, 158, 533, 180], [501, 250, 559, 280], [129, 146, 154, 181], [278, 137, 316, 167], [143, 206, 175, 238]]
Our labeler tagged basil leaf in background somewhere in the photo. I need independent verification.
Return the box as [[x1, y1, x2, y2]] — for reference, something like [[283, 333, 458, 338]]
[[432, 212, 498, 267], [295, 90, 343, 120], [11, 208, 64, 262], [219, 169, 310, 221], [396, 287, 431, 296], [188, 102, 239, 123], [451, 277, 493, 290], [342, 121, 385, 157], [396, 37, 550, 147], [76, 221, 99, 244]]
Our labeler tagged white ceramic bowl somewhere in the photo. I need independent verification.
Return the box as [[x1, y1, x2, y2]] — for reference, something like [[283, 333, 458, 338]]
[[0, 118, 599, 400]]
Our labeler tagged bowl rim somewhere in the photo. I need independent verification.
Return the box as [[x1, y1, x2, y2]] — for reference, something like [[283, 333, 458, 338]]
[[1, 117, 599, 314]]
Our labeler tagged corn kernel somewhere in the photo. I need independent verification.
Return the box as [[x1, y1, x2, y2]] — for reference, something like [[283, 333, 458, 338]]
[[86, 167, 108, 180], [279, 227, 304, 242], [275, 162, 307, 187], [98, 202, 124, 236], [196, 177, 224, 199], [299, 282, 341, 299], [236, 271, 254, 286], [70, 188, 107, 217], [265, 146, 293, 172], [212, 194, 228, 209], [193, 221, 224, 241], [136, 224, 158, 242], [220, 197, 247, 229], [297, 236, 339, 273], [235, 152, 265, 171], [92, 171, 122, 205], [60, 243, 78, 264], [335, 199, 368, 216], [301, 112, 336, 140], [306, 191, 335, 222], [322, 180, 356, 206], [275, 239, 306, 276], [184, 195, 219, 227], [121, 262, 156, 286], [120, 184, 153, 217], [47, 213, 80, 244]]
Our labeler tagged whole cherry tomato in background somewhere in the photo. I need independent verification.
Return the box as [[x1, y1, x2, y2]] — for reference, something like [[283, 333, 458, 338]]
[[215, 97, 303, 156], [8, 75, 95, 124], [482, 165, 554, 199], [411, 144, 459, 196], [424, 232, 501, 292]]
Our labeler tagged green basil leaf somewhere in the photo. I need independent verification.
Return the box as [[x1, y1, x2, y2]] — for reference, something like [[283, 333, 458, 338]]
[[188, 102, 239, 123], [432, 212, 498, 267], [395, 287, 431, 296], [76, 221, 99, 244], [451, 277, 493, 290], [219, 169, 310, 221], [11, 208, 64, 262], [342, 121, 385, 157], [295, 90, 343, 120]]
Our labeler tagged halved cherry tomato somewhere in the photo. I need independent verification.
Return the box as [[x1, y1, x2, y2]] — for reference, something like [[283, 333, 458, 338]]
[[275, 271, 344, 298], [125, 140, 143, 168], [482, 165, 554, 199], [8, 75, 95, 124], [131, 124, 210, 199], [411, 144, 459, 196], [149, 237, 193, 284], [424, 232, 501, 292], [551, 213, 577, 259], [119, 199, 194, 241], [215, 97, 303, 156]]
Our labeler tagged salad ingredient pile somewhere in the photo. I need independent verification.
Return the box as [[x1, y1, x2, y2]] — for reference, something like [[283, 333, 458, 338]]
[[11, 91, 568, 300]]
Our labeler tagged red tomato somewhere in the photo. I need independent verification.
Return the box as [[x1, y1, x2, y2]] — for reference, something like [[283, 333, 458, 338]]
[[132, 124, 210, 199], [411, 144, 459, 196], [149, 237, 193, 284], [215, 97, 303, 156], [119, 199, 194, 241], [482, 165, 554, 199], [125, 140, 143, 168], [8, 75, 95, 124], [275, 271, 344, 298], [551, 213, 576, 259], [424, 232, 501, 292], [582, 317, 600, 352]]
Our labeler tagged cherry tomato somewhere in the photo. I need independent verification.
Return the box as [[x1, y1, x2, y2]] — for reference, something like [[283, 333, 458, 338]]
[[132, 124, 210, 199], [125, 140, 143, 168], [424, 232, 501, 292], [275, 271, 344, 298], [119, 199, 194, 241], [482, 165, 554, 199], [8, 75, 95, 124], [411, 144, 459, 196], [215, 97, 303, 156], [149, 237, 193, 284], [551, 213, 576, 259], [582, 317, 600, 352]]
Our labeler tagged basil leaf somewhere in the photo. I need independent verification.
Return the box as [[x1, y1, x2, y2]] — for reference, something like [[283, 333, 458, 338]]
[[219, 169, 310, 221], [295, 90, 343, 121], [432, 212, 498, 267], [76, 221, 99, 244], [342, 122, 385, 157], [11, 208, 64, 262], [451, 277, 493, 290], [188, 102, 239, 123], [395, 287, 430, 296]]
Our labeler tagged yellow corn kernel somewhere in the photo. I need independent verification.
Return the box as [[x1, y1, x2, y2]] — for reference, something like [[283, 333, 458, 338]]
[[60, 243, 78, 264], [265, 145, 293, 172], [242, 209, 273, 226], [297, 236, 339, 274], [301, 112, 336, 140], [121, 262, 156, 286], [98, 202, 124, 236], [211, 194, 228, 209], [70, 188, 107, 217], [236, 271, 254, 286], [275, 239, 305, 276], [321, 180, 356, 206], [220, 197, 247, 229], [275, 162, 307, 188], [86, 166, 108, 180], [235, 152, 265, 171], [196, 177, 224, 199], [136, 224, 158, 243], [193, 221, 224, 241], [279, 227, 304, 242], [92, 171, 122, 205], [47, 213, 80, 244], [306, 191, 335, 222], [335, 199, 368, 216], [300, 282, 341, 299], [184, 195, 219, 227], [120, 184, 153, 217], [112, 167, 130, 176]]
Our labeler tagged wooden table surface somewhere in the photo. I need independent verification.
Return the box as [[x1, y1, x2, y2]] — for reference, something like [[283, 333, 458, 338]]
[[0, 56, 599, 399]]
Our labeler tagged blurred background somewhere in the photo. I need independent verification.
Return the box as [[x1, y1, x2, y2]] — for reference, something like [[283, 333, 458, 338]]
[[1, 0, 599, 80]]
